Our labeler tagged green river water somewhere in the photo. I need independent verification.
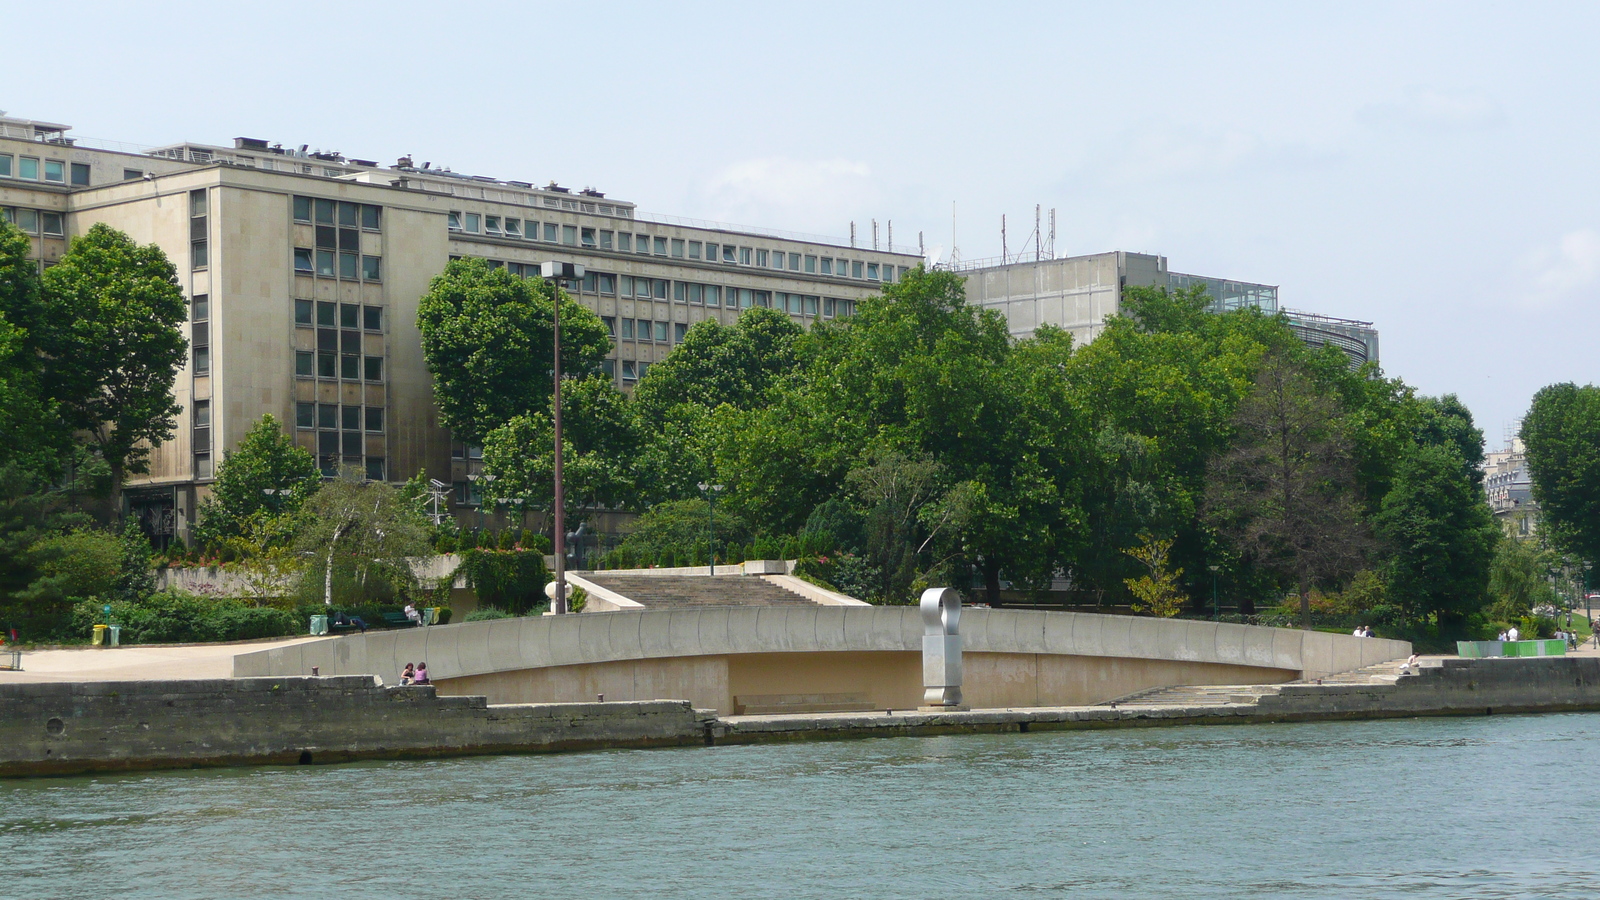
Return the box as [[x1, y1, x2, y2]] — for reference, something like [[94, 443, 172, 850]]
[[5, 713, 1599, 899]]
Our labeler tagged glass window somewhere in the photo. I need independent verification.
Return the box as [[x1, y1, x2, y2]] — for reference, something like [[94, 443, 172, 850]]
[[674, 281, 687, 302], [122, 168, 142, 180], [294, 299, 313, 325], [674, 322, 687, 342], [315, 226, 336, 249], [562, 225, 577, 246], [317, 351, 336, 378], [296, 351, 314, 376], [756, 249, 768, 267], [602, 315, 616, 336], [638, 234, 652, 254], [504, 218, 520, 238], [193, 346, 210, 374], [191, 240, 209, 268], [601, 359, 616, 377], [581, 227, 596, 248], [724, 245, 737, 263], [740, 247, 751, 265], [789, 253, 801, 271], [338, 202, 358, 227], [316, 200, 337, 225], [293, 196, 312, 222], [19, 157, 39, 180], [366, 407, 384, 432], [620, 318, 635, 339], [195, 454, 213, 480], [638, 362, 651, 379], [688, 283, 702, 304], [771, 251, 785, 270], [362, 256, 381, 281], [486, 216, 501, 235], [581, 272, 598, 293], [654, 278, 667, 299], [671, 239, 685, 258], [342, 330, 361, 354], [318, 403, 338, 429], [365, 458, 386, 481], [599, 274, 615, 294], [739, 288, 753, 309], [339, 251, 358, 279], [653, 321, 668, 342], [617, 233, 631, 252], [804, 255, 817, 274], [342, 405, 361, 431], [296, 401, 315, 428], [361, 205, 380, 230], [190, 189, 208, 218], [821, 258, 833, 276], [754, 290, 770, 308], [868, 263, 880, 280], [363, 306, 382, 331], [600, 230, 613, 250], [0, 155, 11, 178], [654, 236, 667, 256], [365, 356, 383, 381], [16, 209, 38, 233], [316, 300, 336, 327], [706, 285, 721, 307], [293, 247, 314, 270], [339, 227, 359, 251], [340, 355, 359, 380], [621, 360, 637, 381], [44, 160, 64, 183], [70, 163, 90, 186], [42, 213, 63, 236], [688, 241, 701, 260], [464, 213, 480, 233], [852, 261, 863, 278], [192, 294, 209, 321], [316, 250, 335, 277], [803, 295, 819, 315], [545, 223, 559, 242], [339, 303, 359, 329], [194, 400, 211, 428], [447, 211, 461, 231]]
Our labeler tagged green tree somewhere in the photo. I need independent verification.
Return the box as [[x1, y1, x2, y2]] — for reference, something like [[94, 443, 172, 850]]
[[194, 414, 320, 548], [1521, 383, 1600, 562], [1205, 354, 1370, 628], [632, 307, 803, 425], [614, 498, 753, 563], [481, 376, 639, 525], [1375, 442, 1500, 628], [1122, 533, 1186, 617], [0, 221, 69, 476], [295, 468, 432, 606], [1487, 536, 1558, 623], [416, 258, 610, 443], [39, 224, 188, 506]]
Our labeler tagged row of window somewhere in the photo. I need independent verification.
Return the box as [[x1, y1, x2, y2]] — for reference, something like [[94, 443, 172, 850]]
[[293, 247, 383, 281], [292, 196, 381, 231], [1, 207, 63, 236], [450, 211, 904, 283], [295, 300, 384, 331], [605, 317, 681, 344], [0, 154, 90, 186], [294, 349, 385, 381], [295, 402, 385, 434]]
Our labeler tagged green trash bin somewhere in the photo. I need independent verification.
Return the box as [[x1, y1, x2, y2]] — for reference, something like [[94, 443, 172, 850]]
[[310, 615, 329, 636]]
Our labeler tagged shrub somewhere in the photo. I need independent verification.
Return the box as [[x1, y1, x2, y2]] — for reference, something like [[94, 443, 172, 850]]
[[464, 607, 513, 622], [457, 549, 549, 615], [434, 607, 453, 625], [73, 591, 301, 644]]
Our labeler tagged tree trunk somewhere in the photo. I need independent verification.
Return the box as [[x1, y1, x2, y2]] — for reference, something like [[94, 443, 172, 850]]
[[984, 560, 1003, 608]]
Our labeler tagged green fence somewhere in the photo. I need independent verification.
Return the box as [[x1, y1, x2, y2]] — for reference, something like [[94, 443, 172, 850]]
[[1457, 639, 1566, 658]]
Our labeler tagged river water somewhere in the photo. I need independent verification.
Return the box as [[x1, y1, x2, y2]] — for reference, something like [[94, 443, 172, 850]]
[[5, 713, 1599, 899]]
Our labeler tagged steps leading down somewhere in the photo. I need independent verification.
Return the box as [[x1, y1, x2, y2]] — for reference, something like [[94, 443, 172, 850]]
[[1102, 659, 1430, 709], [580, 574, 818, 609]]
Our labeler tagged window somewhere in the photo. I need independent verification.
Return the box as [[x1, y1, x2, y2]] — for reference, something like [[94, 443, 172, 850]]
[[600, 230, 613, 250], [707, 285, 722, 307], [365, 458, 386, 481], [123, 168, 142, 181], [70, 163, 90, 186], [756, 249, 768, 267], [15, 209, 38, 233], [195, 454, 213, 480], [621, 360, 637, 381], [674, 281, 687, 302], [44, 160, 64, 183], [545, 223, 559, 242], [362, 205, 380, 231], [582, 272, 598, 293], [598, 274, 615, 294], [654, 278, 667, 299], [620, 318, 635, 339], [688, 241, 701, 260], [581, 227, 596, 248], [194, 400, 211, 428], [289, 298, 311, 325], [292, 248, 313, 273], [753, 290, 770, 308], [687, 283, 701, 304], [19, 157, 39, 180], [486, 215, 501, 236], [738, 288, 753, 309], [602, 315, 616, 336], [317, 351, 336, 378], [42, 213, 63, 236], [339, 303, 359, 329], [671, 239, 685, 258], [505, 218, 521, 238], [296, 401, 315, 428], [318, 404, 338, 429], [339, 251, 358, 279], [342, 405, 361, 431], [803, 296, 818, 315], [362, 256, 381, 281], [192, 294, 209, 321], [314, 199, 335, 224], [638, 362, 651, 379], [617, 233, 630, 252], [189, 240, 207, 268], [0, 155, 11, 178], [296, 351, 314, 376], [315, 300, 335, 327], [821, 258, 833, 276], [601, 359, 616, 377], [464, 213, 480, 233], [724, 245, 737, 263], [340, 354, 359, 380], [653, 321, 668, 342], [293, 196, 312, 222], [560, 225, 576, 246], [789, 253, 801, 271], [365, 356, 383, 381], [447, 211, 462, 231], [804, 255, 817, 274], [867, 263, 880, 280], [316, 250, 335, 277], [852, 261, 863, 279], [654, 236, 667, 255], [674, 322, 687, 342], [740, 247, 751, 265], [363, 306, 382, 331], [193, 346, 210, 374], [366, 407, 384, 432]]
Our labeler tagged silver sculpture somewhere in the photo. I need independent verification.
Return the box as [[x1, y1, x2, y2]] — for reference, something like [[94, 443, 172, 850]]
[[921, 587, 964, 709]]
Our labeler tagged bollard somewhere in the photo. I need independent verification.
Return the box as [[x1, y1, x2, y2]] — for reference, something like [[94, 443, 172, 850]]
[[920, 587, 965, 710]]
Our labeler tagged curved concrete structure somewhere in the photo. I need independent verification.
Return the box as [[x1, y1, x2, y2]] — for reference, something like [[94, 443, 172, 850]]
[[234, 608, 1410, 714]]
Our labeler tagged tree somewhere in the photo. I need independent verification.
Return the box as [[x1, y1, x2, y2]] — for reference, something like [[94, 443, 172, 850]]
[[1487, 535, 1558, 623], [1375, 442, 1500, 628], [1122, 533, 1186, 618], [416, 258, 610, 444], [1205, 354, 1370, 628], [632, 307, 803, 426], [0, 221, 68, 477], [194, 414, 320, 548], [1521, 383, 1600, 562], [295, 468, 431, 606], [38, 224, 188, 507]]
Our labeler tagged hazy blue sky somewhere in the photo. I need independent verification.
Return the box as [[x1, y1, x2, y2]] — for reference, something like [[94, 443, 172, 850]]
[[10, 1, 1600, 441]]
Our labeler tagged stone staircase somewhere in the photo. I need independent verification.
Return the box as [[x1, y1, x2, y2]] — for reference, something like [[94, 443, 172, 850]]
[[579, 574, 818, 609], [1103, 659, 1428, 709]]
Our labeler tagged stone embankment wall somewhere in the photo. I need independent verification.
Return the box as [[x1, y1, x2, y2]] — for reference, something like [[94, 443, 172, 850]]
[[0, 677, 712, 778], [1258, 656, 1600, 718]]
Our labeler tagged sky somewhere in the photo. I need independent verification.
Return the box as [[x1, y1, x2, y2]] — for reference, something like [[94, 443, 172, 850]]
[[9, 0, 1600, 442]]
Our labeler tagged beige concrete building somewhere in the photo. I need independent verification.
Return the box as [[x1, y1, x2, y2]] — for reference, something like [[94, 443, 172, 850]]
[[960, 251, 1379, 368], [1, 114, 921, 546]]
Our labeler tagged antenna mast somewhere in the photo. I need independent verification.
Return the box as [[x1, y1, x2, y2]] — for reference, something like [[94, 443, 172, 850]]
[[1035, 204, 1042, 262], [1047, 208, 1056, 259], [1001, 214, 1008, 262]]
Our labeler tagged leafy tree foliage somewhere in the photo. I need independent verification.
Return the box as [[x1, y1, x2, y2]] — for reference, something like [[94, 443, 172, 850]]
[[1122, 534, 1186, 618], [38, 224, 188, 503], [417, 258, 610, 443], [194, 415, 319, 548], [1487, 536, 1559, 622], [1521, 382, 1600, 562], [1375, 442, 1499, 627], [482, 376, 639, 523], [295, 468, 432, 606]]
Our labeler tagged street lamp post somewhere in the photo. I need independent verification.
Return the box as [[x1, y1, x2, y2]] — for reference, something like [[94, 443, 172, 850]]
[[1208, 564, 1221, 622], [546, 261, 584, 614], [697, 483, 725, 575], [1586, 562, 1594, 631]]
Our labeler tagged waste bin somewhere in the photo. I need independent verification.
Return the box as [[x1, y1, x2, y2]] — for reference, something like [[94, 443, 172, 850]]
[[107, 625, 120, 647], [92, 624, 107, 646], [310, 615, 329, 636]]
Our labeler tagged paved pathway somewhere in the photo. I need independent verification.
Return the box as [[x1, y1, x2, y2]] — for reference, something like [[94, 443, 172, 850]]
[[0, 636, 322, 682]]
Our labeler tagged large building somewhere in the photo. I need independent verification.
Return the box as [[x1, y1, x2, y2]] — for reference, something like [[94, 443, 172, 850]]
[[1484, 436, 1539, 537], [1, 113, 922, 545], [959, 251, 1379, 367]]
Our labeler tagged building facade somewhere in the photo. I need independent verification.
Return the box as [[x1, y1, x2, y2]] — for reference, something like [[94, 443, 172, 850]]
[[1484, 437, 1539, 537], [959, 251, 1379, 368], [1, 114, 921, 545]]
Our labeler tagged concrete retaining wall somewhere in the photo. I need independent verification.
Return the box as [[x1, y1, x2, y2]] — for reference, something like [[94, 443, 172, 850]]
[[0, 677, 712, 778]]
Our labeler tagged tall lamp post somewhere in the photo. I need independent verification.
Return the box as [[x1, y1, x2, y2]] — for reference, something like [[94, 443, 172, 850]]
[[545, 261, 584, 614], [698, 483, 725, 575], [1208, 564, 1221, 622], [1586, 561, 1594, 631]]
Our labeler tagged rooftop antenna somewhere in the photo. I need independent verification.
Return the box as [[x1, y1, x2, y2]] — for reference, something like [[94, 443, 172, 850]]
[[919, 231, 925, 258], [1001, 214, 1008, 263], [1047, 208, 1056, 259], [872, 219, 879, 250], [1035, 204, 1042, 262], [850, 221, 856, 248], [949, 201, 960, 266], [888, 220, 893, 253]]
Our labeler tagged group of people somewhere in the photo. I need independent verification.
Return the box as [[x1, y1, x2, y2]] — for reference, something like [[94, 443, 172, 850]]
[[399, 661, 430, 685], [1351, 625, 1376, 638], [1496, 626, 1522, 642]]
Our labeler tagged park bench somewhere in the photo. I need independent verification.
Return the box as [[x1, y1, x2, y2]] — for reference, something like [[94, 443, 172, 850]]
[[328, 615, 366, 634], [733, 692, 874, 715], [381, 612, 419, 629]]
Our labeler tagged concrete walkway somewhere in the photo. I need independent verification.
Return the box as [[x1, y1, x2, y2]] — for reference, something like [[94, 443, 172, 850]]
[[0, 636, 323, 683]]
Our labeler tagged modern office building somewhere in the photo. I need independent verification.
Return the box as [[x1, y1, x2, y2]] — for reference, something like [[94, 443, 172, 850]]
[[959, 252, 1379, 368], [1, 113, 922, 545]]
